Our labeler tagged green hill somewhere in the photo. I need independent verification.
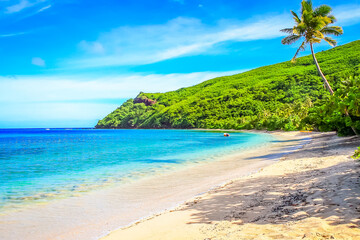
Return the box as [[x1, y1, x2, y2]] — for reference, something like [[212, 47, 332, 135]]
[[96, 40, 360, 131]]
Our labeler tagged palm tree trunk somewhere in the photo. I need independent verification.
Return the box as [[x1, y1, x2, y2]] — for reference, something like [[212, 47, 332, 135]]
[[310, 43, 334, 95], [310, 43, 359, 136]]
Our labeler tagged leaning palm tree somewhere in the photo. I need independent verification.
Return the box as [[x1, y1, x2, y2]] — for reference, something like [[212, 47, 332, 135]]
[[281, 0, 343, 95], [281, 1, 359, 136]]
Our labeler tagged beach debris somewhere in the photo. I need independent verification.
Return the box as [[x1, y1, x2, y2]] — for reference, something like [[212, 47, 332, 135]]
[[271, 190, 307, 217]]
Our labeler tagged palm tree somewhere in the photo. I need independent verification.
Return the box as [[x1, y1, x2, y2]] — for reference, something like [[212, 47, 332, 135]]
[[281, 1, 359, 136], [281, 0, 343, 95]]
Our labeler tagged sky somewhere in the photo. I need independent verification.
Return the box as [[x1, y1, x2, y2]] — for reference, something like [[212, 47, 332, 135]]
[[1, 0, 360, 128]]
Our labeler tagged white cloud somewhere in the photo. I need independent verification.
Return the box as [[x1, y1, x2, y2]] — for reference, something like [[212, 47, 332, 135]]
[[63, 3, 360, 70], [0, 70, 245, 126], [32, 57, 45, 67], [37, 4, 51, 12], [0, 102, 117, 121], [66, 15, 292, 69], [4, 0, 48, 14], [79, 41, 105, 54], [5, 0, 32, 14], [333, 4, 360, 26], [0, 31, 28, 38], [0, 70, 243, 103]]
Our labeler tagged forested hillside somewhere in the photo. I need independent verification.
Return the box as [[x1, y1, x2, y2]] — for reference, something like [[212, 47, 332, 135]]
[[96, 40, 360, 134]]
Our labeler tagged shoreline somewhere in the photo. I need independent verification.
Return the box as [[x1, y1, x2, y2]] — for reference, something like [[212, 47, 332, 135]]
[[0, 129, 270, 215], [94, 130, 312, 239], [0, 130, 276, 216], [100, 131, 360, 240], [0, 130, 308, 240], [98, 131, 312, 238]]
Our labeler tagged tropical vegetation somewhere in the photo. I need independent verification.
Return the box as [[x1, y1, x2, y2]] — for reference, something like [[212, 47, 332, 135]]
[[280, 0, 360, 137], [280, 0, 343, 95], [280, 0, 359, 158], [354, 147, 360, 160], [96, 40, 360, 136]]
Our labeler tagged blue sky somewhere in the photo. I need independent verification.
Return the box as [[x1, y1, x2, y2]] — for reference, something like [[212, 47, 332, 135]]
[[1, 0, 360, 128]]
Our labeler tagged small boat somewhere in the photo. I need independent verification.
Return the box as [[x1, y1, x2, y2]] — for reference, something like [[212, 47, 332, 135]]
[[224, 133, 230, 137]]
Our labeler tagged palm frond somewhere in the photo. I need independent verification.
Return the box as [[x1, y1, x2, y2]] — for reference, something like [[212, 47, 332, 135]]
[[280, 28, 294, 34], [301, 0, 313, 14], [281, 34, 301, 45], [291, 10, 301, 24], [291, 41, 307, 62], [324, 36, 337, 47], [282, 0, 341, 55], [321, 26, 343, 36], [293, 26, 302, 35], [311, 16, 329, 30], [311, 38, 322, 44], [303, 10, 313, 25], [296, 23, 306, 33], [327, 14, 336, 23], [313, 30, 325, 39], [322, 15, 333, 25], [314, 5, 332, 17]]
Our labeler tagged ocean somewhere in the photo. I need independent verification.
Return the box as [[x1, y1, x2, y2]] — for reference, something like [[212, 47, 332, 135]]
[[0, 128, 274, 212], [0, 128, 285, 240]]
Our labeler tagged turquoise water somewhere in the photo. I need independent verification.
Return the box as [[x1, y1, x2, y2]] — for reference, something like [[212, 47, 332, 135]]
[[0, 129, 273, 211]]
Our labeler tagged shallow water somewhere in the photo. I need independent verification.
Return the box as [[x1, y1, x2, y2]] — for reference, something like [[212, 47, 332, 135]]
[[0, 129, 311, 240], [0, 128, 273, 212]]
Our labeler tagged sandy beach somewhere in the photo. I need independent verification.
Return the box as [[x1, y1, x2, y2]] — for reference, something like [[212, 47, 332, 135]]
[[101, 131, 360, 240], [0, 131, 309, 240], [1, 131, 359, 240]]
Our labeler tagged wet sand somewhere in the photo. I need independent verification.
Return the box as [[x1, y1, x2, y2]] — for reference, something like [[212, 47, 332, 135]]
[[101, 132, 360, 240], [0, 131, 307, 240]]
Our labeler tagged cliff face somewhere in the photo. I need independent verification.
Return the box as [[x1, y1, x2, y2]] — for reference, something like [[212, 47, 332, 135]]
[[133, 96, 156, 106], [95, 40, 360, 130]]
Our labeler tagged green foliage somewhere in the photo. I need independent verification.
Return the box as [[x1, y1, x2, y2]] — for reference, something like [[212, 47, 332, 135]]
[[281, 0, 343, 61], [353, 147, 360, 160], [308, 76, 360, 135], [96, 40, 360, 133]]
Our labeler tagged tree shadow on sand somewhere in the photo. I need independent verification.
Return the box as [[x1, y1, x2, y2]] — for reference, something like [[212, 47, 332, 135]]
[[184, 161, 360, 226], [184, 135, 360, 228]]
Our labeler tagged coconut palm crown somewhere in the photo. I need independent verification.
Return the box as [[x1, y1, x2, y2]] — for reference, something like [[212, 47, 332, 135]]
[[281, 0, 343, 94]]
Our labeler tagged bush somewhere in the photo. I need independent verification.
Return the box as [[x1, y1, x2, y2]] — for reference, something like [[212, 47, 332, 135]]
[[353, 147, 360, 160]]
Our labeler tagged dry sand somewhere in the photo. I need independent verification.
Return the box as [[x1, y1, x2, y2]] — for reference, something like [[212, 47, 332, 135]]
[[101, 132, 360, 240]]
